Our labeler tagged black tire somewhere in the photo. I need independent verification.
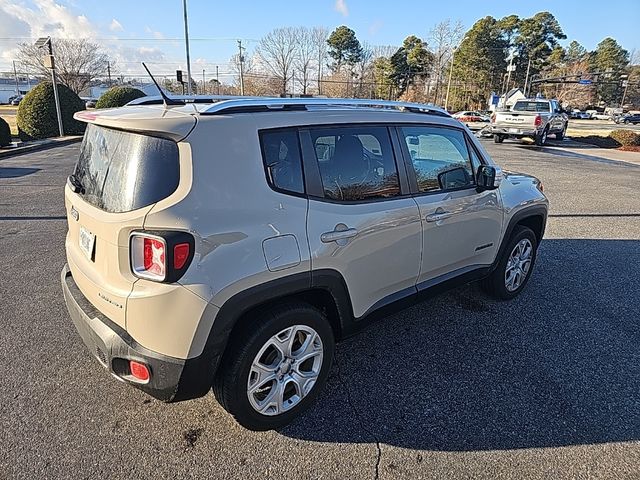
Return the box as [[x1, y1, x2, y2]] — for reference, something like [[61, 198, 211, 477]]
[[481, 225, 538, 300], [555, 124, 566, 140], [493, 134, 504, 143], [535, 127, 549, 146], [213, 302, 335, 431]]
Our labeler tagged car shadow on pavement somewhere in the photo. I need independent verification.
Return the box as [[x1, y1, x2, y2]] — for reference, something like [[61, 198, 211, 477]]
[[0, 167, 40, 178], [282, 239, 640, 451]]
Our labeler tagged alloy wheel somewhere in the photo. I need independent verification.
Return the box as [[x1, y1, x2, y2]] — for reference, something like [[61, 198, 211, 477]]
[[505, 238, 533, 292], [247, 325, 324, 416]]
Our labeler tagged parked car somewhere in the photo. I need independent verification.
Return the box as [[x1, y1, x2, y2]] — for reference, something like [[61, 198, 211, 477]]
[[9, 95, 23, 105], [570, 110, 591, 120], [85, 98, 97, 108], [490, 99, 568, 145], [452, 111, 490, 123], [585, 110, 610, 120], [63, 97, 548, 430], [617, 113, 640, 125]]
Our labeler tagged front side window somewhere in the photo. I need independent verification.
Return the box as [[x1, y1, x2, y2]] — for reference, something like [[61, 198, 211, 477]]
[[309, 126, 400, 201], [401, 126, 475, 193], [260, 129, 305, 194]]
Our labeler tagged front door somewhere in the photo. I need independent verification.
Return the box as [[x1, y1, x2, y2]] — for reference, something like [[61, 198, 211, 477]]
[[397, 125, 503, 286]]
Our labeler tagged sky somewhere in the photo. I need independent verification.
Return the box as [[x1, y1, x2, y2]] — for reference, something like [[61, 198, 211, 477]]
[[0, 0, 638, 82]]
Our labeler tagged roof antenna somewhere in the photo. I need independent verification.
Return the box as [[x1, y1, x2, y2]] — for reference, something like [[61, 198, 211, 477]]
[[141, 62, 183, 107]]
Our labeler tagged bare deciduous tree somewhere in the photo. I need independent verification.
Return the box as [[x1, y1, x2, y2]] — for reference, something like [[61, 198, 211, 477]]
[[311, 27, 329, 94], [17, 38, 110, 95], [256, 27, 298, 95], [429, 19, 464, 104], [294, 27, 316, 95], [356, 42, 373, 97]]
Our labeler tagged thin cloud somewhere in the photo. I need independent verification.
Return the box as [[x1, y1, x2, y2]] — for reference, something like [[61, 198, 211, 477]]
[[369, 20, 383, 36], [334, 0, 348, 17], [109, 18, 123, 32]]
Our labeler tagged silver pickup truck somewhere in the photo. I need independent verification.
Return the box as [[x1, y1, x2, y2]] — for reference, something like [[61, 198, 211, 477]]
[[490, 99, 568, 145]]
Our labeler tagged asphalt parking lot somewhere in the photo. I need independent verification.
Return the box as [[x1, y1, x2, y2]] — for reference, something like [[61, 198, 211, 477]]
[[1, 141, 639, 479]]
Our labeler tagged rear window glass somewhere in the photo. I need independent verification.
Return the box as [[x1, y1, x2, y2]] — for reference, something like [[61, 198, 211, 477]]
[[73, 124, 179, 213], [512, 101, 550, 112]]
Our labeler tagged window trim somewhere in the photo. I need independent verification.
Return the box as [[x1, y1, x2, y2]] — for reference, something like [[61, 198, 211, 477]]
[[258, 127, 307, 198], [299, 123, 412, 205], [395, 124, 479, 197]]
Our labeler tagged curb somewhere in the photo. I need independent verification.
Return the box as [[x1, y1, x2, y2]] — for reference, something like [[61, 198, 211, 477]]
[[0, 136, 82, 159]]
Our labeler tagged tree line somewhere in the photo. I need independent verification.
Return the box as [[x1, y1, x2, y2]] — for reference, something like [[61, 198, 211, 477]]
[[13, 11, 639, 110]]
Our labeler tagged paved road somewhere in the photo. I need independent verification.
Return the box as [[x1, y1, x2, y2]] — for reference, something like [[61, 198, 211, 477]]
[[567, 118, 640, 133], [1, 142, 639, 479]]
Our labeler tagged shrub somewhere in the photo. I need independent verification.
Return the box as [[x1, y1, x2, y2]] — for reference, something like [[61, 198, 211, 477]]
[[0, 117, 10, 146], [16, 82, 85, 141], [609, 129, 640, 146], [95, 87, 145, 109]]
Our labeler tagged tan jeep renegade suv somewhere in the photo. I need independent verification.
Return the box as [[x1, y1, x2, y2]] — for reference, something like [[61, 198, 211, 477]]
[[62, 97, 548, 430]]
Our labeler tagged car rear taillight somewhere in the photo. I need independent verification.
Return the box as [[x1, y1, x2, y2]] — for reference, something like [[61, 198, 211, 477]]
[[173, 243, 190, 270], [132, 234, 167, 281], [130, 231, 194, 283], [534, 115, 542, 126], [490, 113, 496, 123]]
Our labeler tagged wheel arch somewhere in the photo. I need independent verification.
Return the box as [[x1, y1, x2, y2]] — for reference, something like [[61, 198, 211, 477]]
[[493, 205, 547, 271], [203, 269, 354, 377]]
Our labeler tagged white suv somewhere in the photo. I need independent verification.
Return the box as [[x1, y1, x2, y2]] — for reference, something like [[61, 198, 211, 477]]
[[61, 97, 548, 430]]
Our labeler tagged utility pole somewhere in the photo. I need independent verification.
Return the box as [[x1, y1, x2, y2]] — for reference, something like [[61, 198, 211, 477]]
[[523, 56, 531, 97], [35, 37, 63, 137], [202, 69, 206, 94], [216, 65, 219, 94], [444, 47, 456, 111], [12, 60, 19, 95], [182, 0, 193, 95], [107, 61, 111, 85], [237, 40, 245, 96]]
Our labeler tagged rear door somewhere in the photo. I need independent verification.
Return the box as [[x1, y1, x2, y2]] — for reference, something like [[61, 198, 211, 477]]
[[302, 125, 422, 318], [65, 124, 181, 328], [397, 125, 503, 286]]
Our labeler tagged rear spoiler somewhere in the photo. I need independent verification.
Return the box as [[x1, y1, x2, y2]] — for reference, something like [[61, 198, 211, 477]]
[[74, 109, 197, 142]]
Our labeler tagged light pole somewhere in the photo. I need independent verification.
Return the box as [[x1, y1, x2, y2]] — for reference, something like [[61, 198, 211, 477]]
[[620, 75, 629, 108], [202, 69, 205, 94], [182, 0, 193, 95], [35, 37, 64, 137], [444, 47, 456, 111]]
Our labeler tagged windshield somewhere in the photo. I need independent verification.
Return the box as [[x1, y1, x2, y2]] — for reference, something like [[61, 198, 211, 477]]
[[73, 124, 180, 213], [512, 101, 550, 113]]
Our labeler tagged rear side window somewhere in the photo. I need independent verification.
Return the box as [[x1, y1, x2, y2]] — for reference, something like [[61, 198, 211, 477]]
[[73, 124, 179, 213], [309, 126, 400, 201], [260, 129, 305, 194]]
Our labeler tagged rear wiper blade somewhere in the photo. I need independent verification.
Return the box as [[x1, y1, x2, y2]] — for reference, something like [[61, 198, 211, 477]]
[[67, 174, 85, 194]]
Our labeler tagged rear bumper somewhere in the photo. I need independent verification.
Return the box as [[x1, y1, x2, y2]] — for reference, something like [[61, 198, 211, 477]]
[[61, 264, 217, 402], [491, 126, 540, 137]]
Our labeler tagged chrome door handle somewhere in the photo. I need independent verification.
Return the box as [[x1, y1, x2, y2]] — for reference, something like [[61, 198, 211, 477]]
[[321, 228, 358, 243], [426, 212, 453, 222]]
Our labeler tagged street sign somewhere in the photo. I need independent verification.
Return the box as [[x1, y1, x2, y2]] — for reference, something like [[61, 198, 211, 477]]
[[578, 79, 592, 85]]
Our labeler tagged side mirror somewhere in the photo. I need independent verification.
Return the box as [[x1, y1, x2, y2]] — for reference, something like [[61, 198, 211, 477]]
[[476, 165, 498, 192], [437, 166, 472, 190]]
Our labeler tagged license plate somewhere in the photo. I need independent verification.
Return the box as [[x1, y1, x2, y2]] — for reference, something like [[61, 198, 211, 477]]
[[79, 226, 95, 260], [509, 128, 521, 133]]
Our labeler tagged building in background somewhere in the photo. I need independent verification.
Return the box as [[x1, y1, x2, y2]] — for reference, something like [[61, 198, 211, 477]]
[[0, 76, 39, 104]]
